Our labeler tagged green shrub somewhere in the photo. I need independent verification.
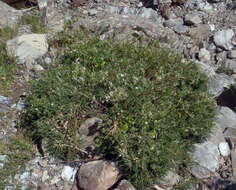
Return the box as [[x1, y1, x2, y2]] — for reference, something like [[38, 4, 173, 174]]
[[21, 34, 216, 188]]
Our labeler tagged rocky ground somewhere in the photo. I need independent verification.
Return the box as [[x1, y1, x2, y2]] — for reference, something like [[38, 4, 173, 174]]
[[1, 0, 236, 189]]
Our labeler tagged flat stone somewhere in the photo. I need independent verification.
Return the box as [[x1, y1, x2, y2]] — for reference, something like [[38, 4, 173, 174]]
[[191, 142, 220, 173], [184, 13, 202, 25], [6, 34, 48, 64], [78, 160, 120, 190], [0, 1, 22, 29], [163, 18, 184, 28], [214, 29, 235, 50], [216, 107, 236, 129], [191, 164, 211, 179], [173, 25, 189, 34]]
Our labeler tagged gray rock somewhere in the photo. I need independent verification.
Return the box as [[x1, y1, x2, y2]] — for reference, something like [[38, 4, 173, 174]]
[[77, 117, 103, 149], [46, 6, 65, 32], [17, 25, 32, 36], [138, 7, 159, 22], [61, 166, 76, 181], [20, 171, 30, 183], [197, 61, 234, 97], [121, 7, 138, 15], [216, 107, 236, 129], [223, 127, 236, 147], [16, 97, 26, 111], [114, 180, 136, 190], [191, 142, 220, 176], [184, 13, 202, 25], [208, 0, 223, 3], [197, 1, 213, 12], [160, 171, 181, 186], [189, 25, 212, 45], [228, 50, 236, 59], [191, 164, 211, 179], [6, 34, 48, 64], [225, 59, 236, 72], [107, 6, 122, 14], [78, 160, 120, 190], [37, 0, 47, 10], [50, 175, 61, 185], [0, 95, 12, 113], [218, 142, 230, 157], [208, 122, 225, 145], [163, 18, 184, 28], [0, 1, 22, 29], [44, 57, 52, 64], [88, 9, 99, 16], [208, 74, 234, 97], [72, 14, 177, 48], [173, 25, 189, 34], [214, 29, 235, 50], [198, 48, 211, 62]]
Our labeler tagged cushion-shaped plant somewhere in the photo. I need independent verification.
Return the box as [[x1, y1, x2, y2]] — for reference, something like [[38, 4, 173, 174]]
[[21, 35, 216, 188]]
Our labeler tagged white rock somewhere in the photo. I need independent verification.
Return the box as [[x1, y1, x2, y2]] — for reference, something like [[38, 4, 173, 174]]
[[199, 48, 211, 62], [209, 24, 215, 32], [61, 166, 75, 181], [214, 29, 234, 50], [20, 171, 30, 183], [6, 34, 48, 64], [218, 142, 230, 157], [33, 64, 44, 71], [42, 170, 50, 182]]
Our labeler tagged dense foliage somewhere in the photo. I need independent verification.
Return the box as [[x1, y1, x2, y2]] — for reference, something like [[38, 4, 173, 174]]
[[21, 34, 216, 188]]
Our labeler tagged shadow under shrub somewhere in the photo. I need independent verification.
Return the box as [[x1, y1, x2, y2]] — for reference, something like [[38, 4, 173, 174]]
[[20, 36, 216, 188]]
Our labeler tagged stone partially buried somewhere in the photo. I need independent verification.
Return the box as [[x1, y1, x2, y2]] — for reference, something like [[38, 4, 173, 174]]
[[6, 34, 48, 64]]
